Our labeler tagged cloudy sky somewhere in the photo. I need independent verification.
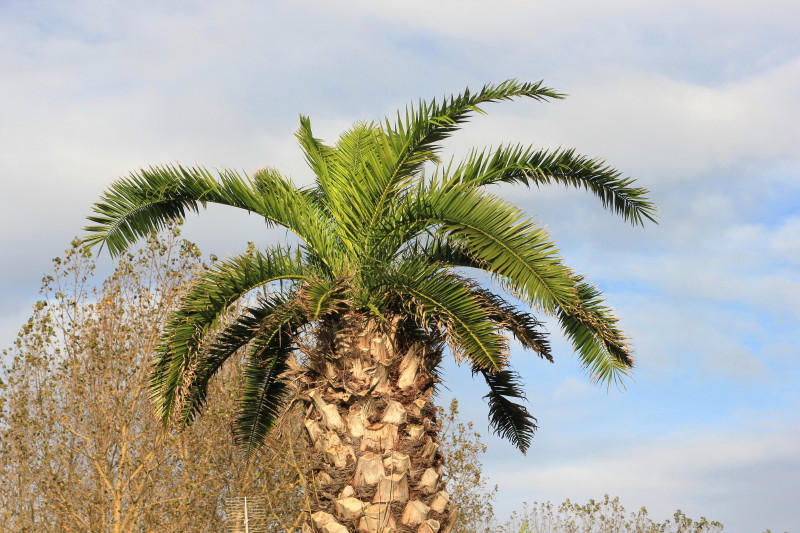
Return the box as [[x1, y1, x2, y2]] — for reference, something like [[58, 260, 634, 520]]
[[2, 1, 798, 531]]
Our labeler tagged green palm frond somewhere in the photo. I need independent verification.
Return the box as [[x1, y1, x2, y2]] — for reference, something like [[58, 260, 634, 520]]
[[354, 80, 563, 251], [239, 166, 341, 269], [475, 367, 537, 453], [296, 276, 350, 321], [83, 165, 262, 255], [326, 124, 391, 245], [474, 289, 552, 361], [410, 219, 631, 384], [83, 164, 336, 260], [449, 144, 657, 225], [295, 114, 336, 191], [384, 265, 507, 371], [557, 277, 633, 386], [420, 185, 578, 312], [177, 292, 304, 427], [414, 239, 551, 359], [385, 79, 564, 180], [151, 247, 308, 424], [236, 327, 296, 452], [415, 238, 484, 270]]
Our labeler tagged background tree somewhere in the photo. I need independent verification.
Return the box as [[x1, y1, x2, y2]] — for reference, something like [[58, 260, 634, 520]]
[[0, 230, 311, 532], [439, 399, 497, 533], [81, 79, 656, 532]]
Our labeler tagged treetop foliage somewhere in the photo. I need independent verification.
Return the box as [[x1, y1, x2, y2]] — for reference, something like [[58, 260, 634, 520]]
[[82, 79, 656, 453]]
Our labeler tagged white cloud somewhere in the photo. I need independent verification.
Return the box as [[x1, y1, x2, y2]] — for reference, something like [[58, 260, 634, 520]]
[[312, 0, 799, 45], [439, 59, 800, 180], [745, 216, 800, 268], [553, 376, 594, 400]]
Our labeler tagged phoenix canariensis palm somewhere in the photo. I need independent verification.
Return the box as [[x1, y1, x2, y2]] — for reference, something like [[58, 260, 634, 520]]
[[82, 79, 655, 533]]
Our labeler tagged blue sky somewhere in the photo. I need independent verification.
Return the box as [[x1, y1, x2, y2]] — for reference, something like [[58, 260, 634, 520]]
[[1, 1, 798, 531]]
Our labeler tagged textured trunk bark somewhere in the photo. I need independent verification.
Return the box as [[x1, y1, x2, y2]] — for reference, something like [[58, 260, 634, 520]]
[[297, 313, 452, 533]]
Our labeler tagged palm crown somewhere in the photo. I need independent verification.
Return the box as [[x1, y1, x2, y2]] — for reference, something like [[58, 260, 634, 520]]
[[83, 79, 655, 454]]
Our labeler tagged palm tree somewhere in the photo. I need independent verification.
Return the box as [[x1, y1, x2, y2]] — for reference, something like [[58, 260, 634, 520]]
[[82, 80, 655, 533]]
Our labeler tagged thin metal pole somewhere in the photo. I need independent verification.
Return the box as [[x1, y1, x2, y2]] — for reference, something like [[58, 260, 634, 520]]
[[244, 496, 249, 533]]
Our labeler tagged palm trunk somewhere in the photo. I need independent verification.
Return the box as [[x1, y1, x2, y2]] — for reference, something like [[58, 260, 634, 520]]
[[297, 313, 452, 533]]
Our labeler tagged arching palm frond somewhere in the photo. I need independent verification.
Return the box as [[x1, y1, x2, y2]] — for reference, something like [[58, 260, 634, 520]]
[[180, 275, 348, 440], [448, 144, 657, 226], [83, 165, 263, 255], [151, 248, 309, 424], [557, 277, 633, 386], [236, 166, 341, 268], [384, 79, 564, 180], [352, 80, 564, 253], [384, 265, 508, 372], [176, 291, 304, 427], [392, 191, 631, 385], [406, 238, 552, 358], [475, 367, 537, 453], [296, 276, 350, 321], [474, 289, 552, 361], [325, 124, 391, 247], [236, 326, 296, 452], [83, 164, 335, 259], [422, 185, 578, 312]]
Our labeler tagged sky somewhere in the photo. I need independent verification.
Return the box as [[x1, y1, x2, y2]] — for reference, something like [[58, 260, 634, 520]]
[[1, 1, 798, 531]]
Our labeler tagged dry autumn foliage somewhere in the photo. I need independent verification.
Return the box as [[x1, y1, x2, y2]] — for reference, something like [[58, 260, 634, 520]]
[[0, 230, 311, 532]]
